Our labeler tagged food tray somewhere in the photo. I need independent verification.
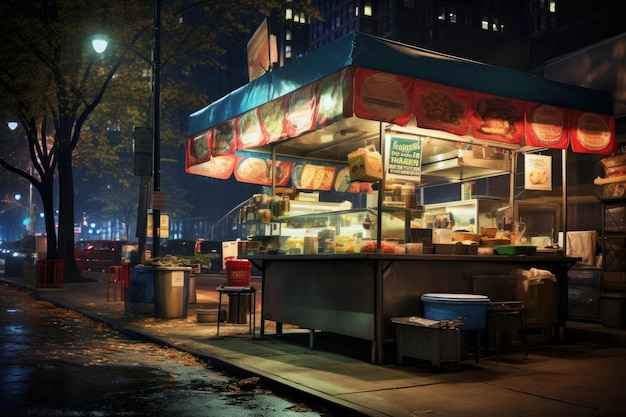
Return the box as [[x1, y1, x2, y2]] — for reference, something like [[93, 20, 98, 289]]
[[433, 243, 478, 255], [495, 245, 537, 255]]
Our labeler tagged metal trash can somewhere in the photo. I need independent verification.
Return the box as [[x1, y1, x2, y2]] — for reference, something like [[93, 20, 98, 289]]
[[228, 293, 249, 324], [22, 255, 35, 285], [600, 292, 626, 328], [152, 266, 191, 319]]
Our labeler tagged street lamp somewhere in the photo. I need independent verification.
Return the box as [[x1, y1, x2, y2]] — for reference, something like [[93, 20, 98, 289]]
[[92, 0, 162, 258], [6, 121, 35, 235]]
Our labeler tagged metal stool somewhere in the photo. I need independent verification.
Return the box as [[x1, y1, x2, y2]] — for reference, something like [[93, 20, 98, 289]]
[[486, 301, 528, 362], [216, 286, 256, 337]]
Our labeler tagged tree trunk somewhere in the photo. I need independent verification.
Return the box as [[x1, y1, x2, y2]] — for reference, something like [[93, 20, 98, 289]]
[[37, 179, 58, 260], [57, 137, 80, 280]]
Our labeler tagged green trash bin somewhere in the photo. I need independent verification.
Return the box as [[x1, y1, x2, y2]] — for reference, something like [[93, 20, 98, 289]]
[[152, 266, 191, 319]]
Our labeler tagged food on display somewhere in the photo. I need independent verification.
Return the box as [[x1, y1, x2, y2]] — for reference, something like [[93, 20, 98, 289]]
[[237, 109, 265, 149], [236, 157, 271, 183], [359, 72, 409, 120], [212, 121, 237, 155], [360, 239, 377, 252], [334, 167, 351, 192], [285, 85, 316, 137], [418, 90, 465, 125], [189, 155, 236, 179], [269, 160, 291, 185], [191, 132, 209, 160], [317, 72, 345, 126], [260, 99, 286, 142], [473, 97, 522, 139], [292, 163, 335, 190], [528, 169, 549, 185], [604, 183, 625, 198], [574, 113, 612, 151], [528, 104, 565, 145]]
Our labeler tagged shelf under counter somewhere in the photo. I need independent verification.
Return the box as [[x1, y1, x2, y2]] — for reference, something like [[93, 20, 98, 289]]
[[246, 252, 580, 364]]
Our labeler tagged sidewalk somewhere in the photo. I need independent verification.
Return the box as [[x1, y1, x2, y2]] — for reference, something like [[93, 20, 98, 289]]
[[2, 271, 626, 417]]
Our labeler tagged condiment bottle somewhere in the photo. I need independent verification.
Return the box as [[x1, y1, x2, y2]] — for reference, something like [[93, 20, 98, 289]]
[[281, 196, 290, 217]]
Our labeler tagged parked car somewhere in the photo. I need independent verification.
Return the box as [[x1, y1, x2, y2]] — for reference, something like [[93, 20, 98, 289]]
[[159, 239, 222, 273], [75, 240, 137, 272]]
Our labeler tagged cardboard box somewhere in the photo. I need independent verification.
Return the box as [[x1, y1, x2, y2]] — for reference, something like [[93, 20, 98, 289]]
[[348, 147, 383, 182]]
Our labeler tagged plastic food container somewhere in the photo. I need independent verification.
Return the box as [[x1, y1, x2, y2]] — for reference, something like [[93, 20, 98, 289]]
[[495, 245, 537, 255], [421, 293, 490, 331]]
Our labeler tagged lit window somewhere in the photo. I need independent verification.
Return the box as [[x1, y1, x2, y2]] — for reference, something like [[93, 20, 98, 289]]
[[301, 12, 306, 23], [285, 8, 293, 20], [481, 16, 489, 30], [285, 29, 292, 41], [364, 1, 372, 16], [449, 8, 457, 23], [294, 12, 300, 23], [492, 18, 499, 32], [285, 45, 292, 59], [549, 1, 556, 13], [438, 6, 445, 21]]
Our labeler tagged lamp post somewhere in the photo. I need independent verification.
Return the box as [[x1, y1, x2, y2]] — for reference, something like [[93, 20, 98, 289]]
[[7, 121, 35, 235], [92, 0, 162, 258]]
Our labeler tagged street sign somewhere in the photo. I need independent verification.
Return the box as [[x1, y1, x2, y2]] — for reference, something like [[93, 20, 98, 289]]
[[152, 191, 166, 210]]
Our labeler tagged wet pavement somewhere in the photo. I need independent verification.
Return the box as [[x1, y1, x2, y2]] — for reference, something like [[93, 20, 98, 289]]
[[0, 284, 331, 417], [2, 270, 626, 416]]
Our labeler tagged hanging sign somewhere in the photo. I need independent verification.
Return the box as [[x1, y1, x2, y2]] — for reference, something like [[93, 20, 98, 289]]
[[524, 154, 552, 191], [570, 111, 616, 155], [524, 103, 568, 149], [470, 93, 525, 144], [384, 136, 423, 184], [414, 80, 471, 136]]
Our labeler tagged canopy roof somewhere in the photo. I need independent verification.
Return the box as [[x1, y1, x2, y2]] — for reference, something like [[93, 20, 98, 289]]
[[189, 31, 614, 136], [185, 32, 616, 189]]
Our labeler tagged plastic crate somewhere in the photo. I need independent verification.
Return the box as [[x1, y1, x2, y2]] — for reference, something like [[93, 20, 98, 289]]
[[226, 260, 251, 287], [392, 317, 461, 370]]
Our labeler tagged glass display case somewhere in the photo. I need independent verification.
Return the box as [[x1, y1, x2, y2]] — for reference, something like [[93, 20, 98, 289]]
[[240, 205, 424, 255], [425, 197, 510, 232], [514, 201, 561, 246]]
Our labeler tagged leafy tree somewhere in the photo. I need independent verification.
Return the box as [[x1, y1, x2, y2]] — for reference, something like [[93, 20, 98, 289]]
[[0, 0, 320, 279]]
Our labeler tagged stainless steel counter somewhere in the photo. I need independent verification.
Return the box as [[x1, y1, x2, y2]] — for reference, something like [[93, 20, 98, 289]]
[[246, 253, 580, 363]]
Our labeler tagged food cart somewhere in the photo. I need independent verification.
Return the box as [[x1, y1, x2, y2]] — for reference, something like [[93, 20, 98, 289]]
[[185, 32, 616, 363]]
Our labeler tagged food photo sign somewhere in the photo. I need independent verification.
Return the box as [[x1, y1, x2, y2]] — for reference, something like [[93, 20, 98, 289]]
[[524, 153, 552, 191]]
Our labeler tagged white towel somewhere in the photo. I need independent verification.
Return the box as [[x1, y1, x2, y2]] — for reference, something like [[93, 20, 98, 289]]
[[512, 268, 556, 293], [566, 231, 597, 266]]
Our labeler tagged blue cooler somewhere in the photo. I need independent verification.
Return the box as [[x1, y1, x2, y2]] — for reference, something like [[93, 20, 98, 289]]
[[421, 293, 490, 331]]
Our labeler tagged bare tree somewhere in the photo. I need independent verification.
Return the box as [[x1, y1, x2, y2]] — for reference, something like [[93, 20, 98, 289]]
[[0, 0, 320, 279]]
